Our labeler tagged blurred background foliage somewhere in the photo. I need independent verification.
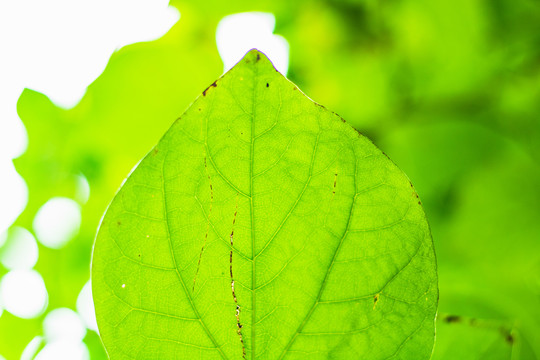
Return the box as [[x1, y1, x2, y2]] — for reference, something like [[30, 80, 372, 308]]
[[1, 0, 539, 359]]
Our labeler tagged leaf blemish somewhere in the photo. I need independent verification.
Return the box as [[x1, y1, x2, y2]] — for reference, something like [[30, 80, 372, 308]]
[[228, 195, 246, 359], [323, 172, 338, 228], [202, 81, 217, 97], [266, 83, 269, 88], [193, 156, 214, 292], [373, 293, 380, 310]]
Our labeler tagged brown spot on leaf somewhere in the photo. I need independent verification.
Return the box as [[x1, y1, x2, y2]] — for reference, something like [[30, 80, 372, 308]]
[[202, 81, 217, 96], [266, 83, 269, 88], [373, 294, 380, 310], [117, 221, 122, 226], [256, 53, 260, 61]]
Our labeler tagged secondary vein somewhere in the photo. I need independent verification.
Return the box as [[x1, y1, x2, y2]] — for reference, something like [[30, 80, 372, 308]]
[[161, 149, 229, 360]]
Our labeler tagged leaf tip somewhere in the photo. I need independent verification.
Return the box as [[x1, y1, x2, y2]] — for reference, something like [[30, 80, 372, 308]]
[[244, 48, 263, 59], [241, 48, 278, 71]]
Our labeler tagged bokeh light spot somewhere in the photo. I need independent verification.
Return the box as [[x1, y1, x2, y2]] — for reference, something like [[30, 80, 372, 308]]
[[75, 174, 91, 205], [33, 197, 81, 249], [21, 336, 44, 360], [76, 280, 98, 332], [34, 340, 89, 360], [43, 308, 86, 343], [0, 226, 38, 269], [0, 269, 48, 319]]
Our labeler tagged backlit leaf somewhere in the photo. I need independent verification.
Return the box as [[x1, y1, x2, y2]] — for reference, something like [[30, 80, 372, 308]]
[[92, 49, 437, 359]]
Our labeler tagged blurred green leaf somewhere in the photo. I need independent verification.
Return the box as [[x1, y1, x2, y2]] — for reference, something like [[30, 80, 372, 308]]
[[92, 50, 437, 359], [432, 314, 515, 360]]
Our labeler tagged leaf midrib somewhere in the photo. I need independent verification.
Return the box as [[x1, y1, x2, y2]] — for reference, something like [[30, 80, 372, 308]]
[[250, 61, 258, 360]]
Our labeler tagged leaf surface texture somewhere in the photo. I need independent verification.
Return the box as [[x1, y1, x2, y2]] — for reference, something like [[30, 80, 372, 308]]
[[92, 50, 438, 360]]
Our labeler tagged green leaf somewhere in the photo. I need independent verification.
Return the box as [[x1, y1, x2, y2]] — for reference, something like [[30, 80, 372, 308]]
[[92, 49, 437, 359], [432, 315, 515, 360]]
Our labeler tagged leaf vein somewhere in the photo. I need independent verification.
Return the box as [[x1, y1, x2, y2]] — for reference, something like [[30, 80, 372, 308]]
[[161, 150, 229, 360], [277, 140, 358, 360]]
